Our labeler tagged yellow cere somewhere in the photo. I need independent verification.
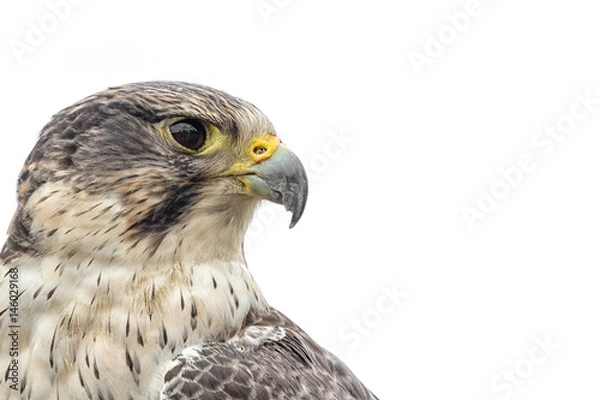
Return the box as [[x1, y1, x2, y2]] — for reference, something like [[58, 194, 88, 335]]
[[225, 134, 280, 175]]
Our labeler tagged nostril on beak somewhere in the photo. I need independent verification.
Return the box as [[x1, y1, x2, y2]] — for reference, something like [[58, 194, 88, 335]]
[[253, 145, 268, 156], [249, 135, 279, 163]]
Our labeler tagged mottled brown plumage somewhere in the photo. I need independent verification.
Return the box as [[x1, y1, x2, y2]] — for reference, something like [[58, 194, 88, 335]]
[[162, 309, 378, 400], [0, 82, 376, 399]]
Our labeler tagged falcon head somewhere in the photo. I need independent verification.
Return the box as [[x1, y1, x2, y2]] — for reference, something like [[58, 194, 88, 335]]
[[1, 82, 308, 265]]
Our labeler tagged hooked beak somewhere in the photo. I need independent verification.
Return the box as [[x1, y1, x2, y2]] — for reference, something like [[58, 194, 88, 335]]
[[237, 143, 308, 228]]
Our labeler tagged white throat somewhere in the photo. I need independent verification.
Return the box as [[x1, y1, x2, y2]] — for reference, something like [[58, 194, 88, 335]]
[[1, 254, 268, 399]]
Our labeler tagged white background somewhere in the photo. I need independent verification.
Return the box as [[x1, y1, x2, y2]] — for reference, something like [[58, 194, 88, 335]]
[[1, 1, 600, 399]]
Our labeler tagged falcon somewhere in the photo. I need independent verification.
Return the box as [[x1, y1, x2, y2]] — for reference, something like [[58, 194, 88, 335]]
[[0, 82, 379, 399]]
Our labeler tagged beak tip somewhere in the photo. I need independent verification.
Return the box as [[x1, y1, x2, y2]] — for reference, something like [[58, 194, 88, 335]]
[[288, 206, 304, 229], [283, 180, 308, 229]]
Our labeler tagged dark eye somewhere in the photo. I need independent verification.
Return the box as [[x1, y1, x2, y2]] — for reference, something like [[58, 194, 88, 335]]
[[169, 119, 207, 151]]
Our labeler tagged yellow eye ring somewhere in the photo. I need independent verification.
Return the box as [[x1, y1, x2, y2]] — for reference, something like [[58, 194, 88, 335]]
[[159, 118, 223, 155]]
